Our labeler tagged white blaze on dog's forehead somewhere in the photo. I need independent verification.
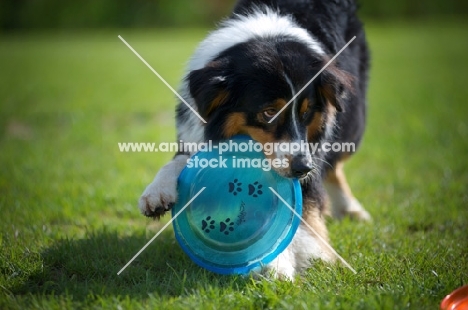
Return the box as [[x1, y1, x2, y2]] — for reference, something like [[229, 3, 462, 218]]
[[284, 74, 302, 142], [187, 8, 325, 72]]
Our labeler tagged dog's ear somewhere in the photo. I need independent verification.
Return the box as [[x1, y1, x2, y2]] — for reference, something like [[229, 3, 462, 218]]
[[317, 63, 354, 112], [188, 60, 230, 119]]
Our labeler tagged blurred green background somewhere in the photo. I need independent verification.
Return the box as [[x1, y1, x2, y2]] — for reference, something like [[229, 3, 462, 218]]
[[1, 0, 468, 30]]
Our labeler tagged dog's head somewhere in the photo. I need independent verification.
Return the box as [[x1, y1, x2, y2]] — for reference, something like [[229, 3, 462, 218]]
[[188, 39, 353, 178]]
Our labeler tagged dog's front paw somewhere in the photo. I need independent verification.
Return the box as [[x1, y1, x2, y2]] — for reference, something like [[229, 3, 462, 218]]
[[257, 249, 296, 281], [260, 261, 295, 281], [138, 180, 177, 219], [139, 155, 189, 219]]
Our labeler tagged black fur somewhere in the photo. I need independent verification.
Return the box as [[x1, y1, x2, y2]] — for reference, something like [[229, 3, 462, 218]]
[[233, 0, 370, 169], [182, 0, 369, 212]]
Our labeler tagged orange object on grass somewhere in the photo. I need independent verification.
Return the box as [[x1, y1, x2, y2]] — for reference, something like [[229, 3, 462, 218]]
[[440, 285, 468, 310]]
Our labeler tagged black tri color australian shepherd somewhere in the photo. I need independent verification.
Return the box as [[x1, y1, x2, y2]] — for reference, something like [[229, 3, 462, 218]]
[[139, 0, 371, 279]]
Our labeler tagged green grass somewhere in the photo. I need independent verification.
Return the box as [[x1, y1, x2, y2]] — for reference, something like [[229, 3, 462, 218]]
[[1, 21, 468, 309]]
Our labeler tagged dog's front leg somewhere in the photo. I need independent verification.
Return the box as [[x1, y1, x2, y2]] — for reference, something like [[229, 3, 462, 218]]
[[138, 154, 189, 219], [261, 183, 336, 280]]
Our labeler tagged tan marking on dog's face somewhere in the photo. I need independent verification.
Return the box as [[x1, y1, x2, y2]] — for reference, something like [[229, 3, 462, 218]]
[[206, 90, 229, 118], [307, 112, 324, 141], [272, 98, 287, 112], [300, 98, 310, 116], [319, 84, 336, 107], [318, 82, 346, 113], [222, 112, 246, 137], [242, 127, 276, 147]]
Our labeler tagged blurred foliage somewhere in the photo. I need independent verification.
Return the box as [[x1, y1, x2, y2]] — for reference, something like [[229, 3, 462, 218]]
[[0, 0, 233, 29], [358, 0, 468, 19], [1, 0, 467, 30]]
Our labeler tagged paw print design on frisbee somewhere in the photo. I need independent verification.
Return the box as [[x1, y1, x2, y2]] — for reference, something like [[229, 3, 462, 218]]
[[228, 179, 242, 195], [219, 218, 235, 235], [201, 216, 216, 233], [248, 181, 263, 197]]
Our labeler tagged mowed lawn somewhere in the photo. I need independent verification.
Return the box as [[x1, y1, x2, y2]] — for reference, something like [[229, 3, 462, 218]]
[[1, 21, 467, 309]]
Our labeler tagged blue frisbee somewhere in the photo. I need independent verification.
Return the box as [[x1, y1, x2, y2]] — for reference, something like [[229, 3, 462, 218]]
[[172, 135, 302, 275]]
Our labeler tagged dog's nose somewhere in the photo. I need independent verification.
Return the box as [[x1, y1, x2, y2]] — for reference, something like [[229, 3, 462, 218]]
[[290, 155, 313, 178]]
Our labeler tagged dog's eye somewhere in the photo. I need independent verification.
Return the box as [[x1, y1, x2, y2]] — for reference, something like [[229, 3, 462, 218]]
[[263, 108, 277, 120]]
